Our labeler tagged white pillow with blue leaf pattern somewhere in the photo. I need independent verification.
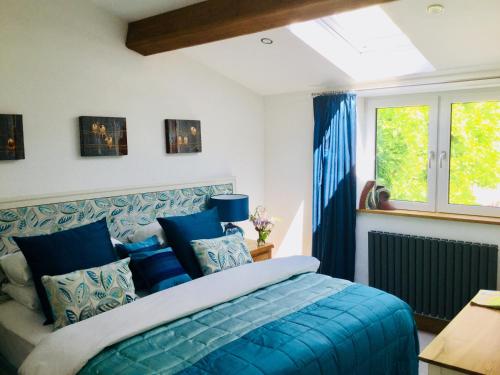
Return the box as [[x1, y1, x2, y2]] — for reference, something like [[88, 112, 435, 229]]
[[191, 234, 253, 275], [41, 258, 137, 330]]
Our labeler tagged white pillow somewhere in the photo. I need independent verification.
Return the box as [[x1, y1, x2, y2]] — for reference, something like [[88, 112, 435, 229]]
[[0, 252, 32, 286], [130, 222, 167, 245], [110, 237, 123, 246], [2, 283, 41, 311]]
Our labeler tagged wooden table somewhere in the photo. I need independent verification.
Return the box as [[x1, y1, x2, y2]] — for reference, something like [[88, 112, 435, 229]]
[[419, 292, 500, 375], [245, 239, 273, 262]]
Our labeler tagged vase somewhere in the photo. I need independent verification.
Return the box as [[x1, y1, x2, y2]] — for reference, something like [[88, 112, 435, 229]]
[[257, 230, 269, 246]]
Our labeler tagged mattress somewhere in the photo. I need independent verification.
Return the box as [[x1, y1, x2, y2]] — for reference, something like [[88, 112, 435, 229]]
[[0, 300, 52, 369]]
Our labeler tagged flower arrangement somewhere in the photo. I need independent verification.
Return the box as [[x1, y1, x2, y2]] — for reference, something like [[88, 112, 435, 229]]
[[250, 206, 275, 246]]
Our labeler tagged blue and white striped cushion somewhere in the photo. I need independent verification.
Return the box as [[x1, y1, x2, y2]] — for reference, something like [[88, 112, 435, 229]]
[[135, 249, 191, 292], [116, 236, 191, 292], [116, 236, 163, 289]]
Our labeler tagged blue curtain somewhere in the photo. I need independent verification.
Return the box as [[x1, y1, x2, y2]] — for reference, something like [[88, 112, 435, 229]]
[[312, 93, 357, 281]]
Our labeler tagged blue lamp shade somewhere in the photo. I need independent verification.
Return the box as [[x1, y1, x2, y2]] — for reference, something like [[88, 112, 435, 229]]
[[210, 194, 249, 236], [210, 194, 249, 222]]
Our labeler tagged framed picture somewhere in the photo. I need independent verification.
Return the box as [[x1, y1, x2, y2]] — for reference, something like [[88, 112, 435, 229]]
[[165, 119, 201, 154], [79, 116, 127, 157], [0, 114, 24, 160]]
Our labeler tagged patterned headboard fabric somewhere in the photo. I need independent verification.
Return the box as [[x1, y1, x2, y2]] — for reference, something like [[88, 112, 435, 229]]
[[0, 180, 233, 256]]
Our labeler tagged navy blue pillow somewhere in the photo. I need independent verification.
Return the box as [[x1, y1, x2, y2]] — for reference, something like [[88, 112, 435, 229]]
[[115, 236, 163, 289], [14, 218, 117, 323], [157, 208, 223, 279]]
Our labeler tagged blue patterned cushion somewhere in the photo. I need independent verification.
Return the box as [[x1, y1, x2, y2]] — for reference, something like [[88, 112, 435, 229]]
[[190, 234, 253, 275], [41, 258, 137, 330], [157, 208, 223, 279], [116, 236, 190, 292], [13, 218, 118, 323]]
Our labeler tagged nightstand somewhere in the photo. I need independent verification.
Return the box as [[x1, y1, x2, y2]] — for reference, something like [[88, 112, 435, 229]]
[[245, 239, 274, 262]]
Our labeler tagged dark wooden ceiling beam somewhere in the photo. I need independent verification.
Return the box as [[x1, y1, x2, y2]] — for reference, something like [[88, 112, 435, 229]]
[[126, 0, 396, 56]]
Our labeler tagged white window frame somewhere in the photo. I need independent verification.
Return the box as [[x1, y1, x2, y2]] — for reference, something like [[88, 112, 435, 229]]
[[366, 95, 439, 212], [366, 88, 500, 217], [437, 89, 500, 217]]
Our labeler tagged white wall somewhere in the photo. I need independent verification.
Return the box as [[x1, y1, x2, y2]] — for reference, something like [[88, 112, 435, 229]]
[[264, 92, 500, 287], [264, 93, 313, 257], [0, 0, 265, 222]]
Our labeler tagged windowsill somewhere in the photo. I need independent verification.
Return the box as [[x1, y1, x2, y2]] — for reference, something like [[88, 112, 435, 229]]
[[357, 209, 500, 226]]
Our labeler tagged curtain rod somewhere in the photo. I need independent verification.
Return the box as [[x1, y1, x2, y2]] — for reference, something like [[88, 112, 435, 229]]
[[311, 75, 500, 97]]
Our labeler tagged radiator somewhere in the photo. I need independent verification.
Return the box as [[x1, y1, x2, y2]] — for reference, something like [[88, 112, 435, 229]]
[[368, 231, 498, 320]]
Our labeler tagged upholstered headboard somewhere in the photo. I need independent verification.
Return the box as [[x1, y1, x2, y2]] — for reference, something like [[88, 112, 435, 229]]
[[0, 179, 234, 256]]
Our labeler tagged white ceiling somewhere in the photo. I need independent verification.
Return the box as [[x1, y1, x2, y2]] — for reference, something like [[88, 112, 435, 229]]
[[94, 0, 500, 95], [183, 27, 355, 95], [383, 0, 500, 71], [92, 0, 205, 21]]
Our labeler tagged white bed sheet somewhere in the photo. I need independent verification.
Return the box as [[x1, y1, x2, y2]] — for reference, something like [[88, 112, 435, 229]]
[[0, 300, 52, 369]]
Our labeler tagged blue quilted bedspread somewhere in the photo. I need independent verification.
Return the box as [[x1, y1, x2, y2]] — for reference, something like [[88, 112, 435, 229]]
[[79, 273, 418, 375]]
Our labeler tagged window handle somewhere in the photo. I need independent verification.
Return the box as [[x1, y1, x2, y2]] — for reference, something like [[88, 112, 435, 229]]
[[428, 151, 435, 169], [439, 151, 447, 168]]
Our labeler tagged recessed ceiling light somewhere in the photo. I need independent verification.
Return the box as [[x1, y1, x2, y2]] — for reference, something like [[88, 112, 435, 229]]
[[260, 37, 273, 45], [427, 4, 444, 15]]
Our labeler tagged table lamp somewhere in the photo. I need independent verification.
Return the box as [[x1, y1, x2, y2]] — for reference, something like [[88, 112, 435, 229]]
[[210, 194, 249, 236]]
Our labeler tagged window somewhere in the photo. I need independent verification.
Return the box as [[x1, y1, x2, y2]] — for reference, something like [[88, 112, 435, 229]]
[[288, 6, 434, 81], [449, 102, 500, 206], [367, 90, 500, 217], [376, 106, 429, 203]]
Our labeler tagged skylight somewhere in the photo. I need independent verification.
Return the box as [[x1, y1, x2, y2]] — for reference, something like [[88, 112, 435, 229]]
[[289, 6, 434, 82]]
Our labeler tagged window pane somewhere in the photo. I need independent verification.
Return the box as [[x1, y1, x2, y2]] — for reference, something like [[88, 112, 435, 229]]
[[376, 106, 429, 202], [449, 101, 500, 207]]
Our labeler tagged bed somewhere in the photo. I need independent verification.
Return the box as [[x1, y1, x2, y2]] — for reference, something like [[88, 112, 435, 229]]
[[0, 300, 51, 369], [0, 180, 419, 375]]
